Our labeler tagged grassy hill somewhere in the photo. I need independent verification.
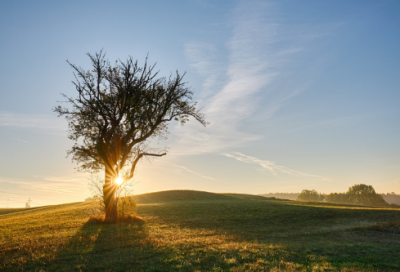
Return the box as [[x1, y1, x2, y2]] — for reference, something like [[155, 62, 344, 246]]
[[1, 190, 400, 271]]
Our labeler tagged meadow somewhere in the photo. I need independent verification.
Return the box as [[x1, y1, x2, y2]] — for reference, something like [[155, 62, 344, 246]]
[[1, 190, 399, 271]]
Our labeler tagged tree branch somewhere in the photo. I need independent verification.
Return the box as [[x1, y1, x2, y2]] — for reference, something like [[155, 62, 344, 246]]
[[125, 152, 166, 180]]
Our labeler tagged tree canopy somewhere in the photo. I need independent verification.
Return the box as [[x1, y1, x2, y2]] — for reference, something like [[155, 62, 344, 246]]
[[346, 184, 387, 206], [54, 51, 206, 219], [296, 189, 324, 202], [55, 51, 205, 178]]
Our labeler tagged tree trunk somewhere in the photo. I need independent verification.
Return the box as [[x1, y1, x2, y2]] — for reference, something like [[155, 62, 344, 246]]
[[103, 168, 118, 221]]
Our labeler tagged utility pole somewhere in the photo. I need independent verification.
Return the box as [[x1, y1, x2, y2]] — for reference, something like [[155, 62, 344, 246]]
[[7, 198, 9, 208], [26, 198, 32, 208]]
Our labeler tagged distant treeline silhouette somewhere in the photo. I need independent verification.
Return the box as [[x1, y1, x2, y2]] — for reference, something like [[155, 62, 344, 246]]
[[381, 192, 400, 205], [260, 184, 400, 207], [259, 193, 299, 201]]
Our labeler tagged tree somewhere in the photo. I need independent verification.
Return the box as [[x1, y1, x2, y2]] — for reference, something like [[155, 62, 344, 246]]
[[346, 184, 387, 206], [296, 189, 324, 202], [325, 192, 350, 204], [54, 51, 206, 221]]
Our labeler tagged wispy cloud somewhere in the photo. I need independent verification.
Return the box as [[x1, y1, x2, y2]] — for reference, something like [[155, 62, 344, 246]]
[[224, 151, 330, 181], [172, 163, 216, 181], [19, 185, 78, 195], [0, 175, 88, 197], [33, 175, 87, 185], [171, 0, 305, 156], [0, 189, 24, 197], [0, 111, 67, 132], [184, 42, 221, 100]]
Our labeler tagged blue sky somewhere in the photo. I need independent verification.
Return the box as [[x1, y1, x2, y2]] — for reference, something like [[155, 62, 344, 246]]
[[1, 0, 399, 207]]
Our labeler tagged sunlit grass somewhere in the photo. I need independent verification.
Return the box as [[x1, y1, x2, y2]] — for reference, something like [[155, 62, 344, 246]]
[[1, 190, 399, 271]]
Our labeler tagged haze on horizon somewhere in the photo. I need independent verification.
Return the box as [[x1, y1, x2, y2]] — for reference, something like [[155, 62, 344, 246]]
[[1, 0, 399, 208]]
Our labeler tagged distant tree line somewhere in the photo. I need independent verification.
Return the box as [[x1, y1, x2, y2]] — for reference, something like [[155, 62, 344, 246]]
[[260, 185, 400, 207], [258, 193, 299, 201], [297, 184, 395, 207], [296, 189, 325, 202], [381, 192, 400, 205]]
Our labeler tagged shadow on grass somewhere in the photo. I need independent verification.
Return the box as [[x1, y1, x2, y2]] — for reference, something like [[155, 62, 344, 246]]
[[24, 217, 148, 271], [20, 199, 400, 271], [134, 199, 400, 271], [31, 220, 296, 271]]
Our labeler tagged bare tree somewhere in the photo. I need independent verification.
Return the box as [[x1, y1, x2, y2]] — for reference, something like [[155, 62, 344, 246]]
[[54, 51, 206, 221]]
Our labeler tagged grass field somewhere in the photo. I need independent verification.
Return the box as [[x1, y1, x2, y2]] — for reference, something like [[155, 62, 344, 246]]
[[1, 190, 400, 271]]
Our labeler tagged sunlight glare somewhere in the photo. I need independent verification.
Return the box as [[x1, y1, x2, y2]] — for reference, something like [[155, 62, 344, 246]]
[[115, 177, 123, 185]]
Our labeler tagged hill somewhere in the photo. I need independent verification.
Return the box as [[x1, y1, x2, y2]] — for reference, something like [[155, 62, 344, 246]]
[[1, 190, 400, 271], [134, 189, 237, 203]]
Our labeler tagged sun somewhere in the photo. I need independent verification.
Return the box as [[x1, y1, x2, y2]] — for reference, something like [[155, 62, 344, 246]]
[[114, 177, 123, 185]]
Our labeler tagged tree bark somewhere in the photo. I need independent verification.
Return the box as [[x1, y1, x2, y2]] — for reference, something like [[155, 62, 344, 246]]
[[103, 167, 118, 221]]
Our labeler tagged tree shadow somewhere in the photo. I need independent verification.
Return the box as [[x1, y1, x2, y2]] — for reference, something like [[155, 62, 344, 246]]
[[133, 198, 400, 271], [33, 219, 291, 271], [21, 199, 400, 271], [24, 217, 149, 271]]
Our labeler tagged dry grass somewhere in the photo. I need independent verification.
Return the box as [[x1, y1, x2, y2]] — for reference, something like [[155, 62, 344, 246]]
[[1, 190, 399, 271], [87, 214, 145, 224]]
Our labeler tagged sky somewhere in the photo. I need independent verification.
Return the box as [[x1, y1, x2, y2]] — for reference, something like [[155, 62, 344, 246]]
[[1, 0, 400, 207]]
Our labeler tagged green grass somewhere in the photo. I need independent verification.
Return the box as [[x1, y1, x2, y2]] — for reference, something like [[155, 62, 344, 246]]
[[1, 190, 400, 271]]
